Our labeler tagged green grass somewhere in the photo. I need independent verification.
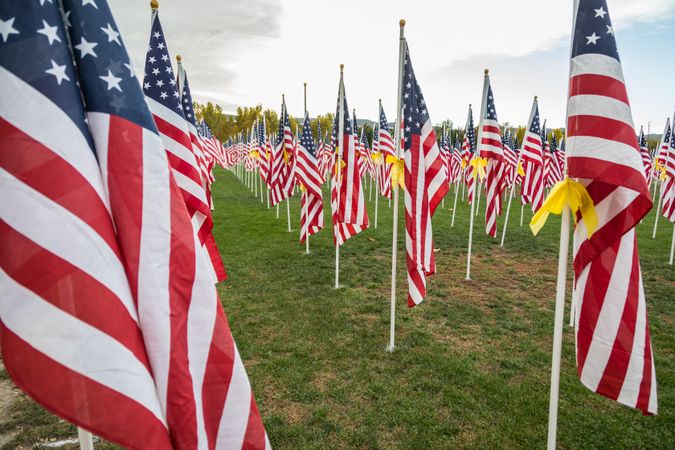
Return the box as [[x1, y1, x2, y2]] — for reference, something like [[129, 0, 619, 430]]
[[1, 167, 673, 449]]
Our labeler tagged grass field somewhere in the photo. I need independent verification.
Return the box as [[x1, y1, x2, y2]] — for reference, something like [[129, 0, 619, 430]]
[[1, 167, 673, 449]]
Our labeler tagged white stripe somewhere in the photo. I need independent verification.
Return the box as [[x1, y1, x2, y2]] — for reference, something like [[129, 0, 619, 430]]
[[147, 97, 193, 135], [0, 66, 109, 209], [216, 343, 251, 448], [568, 94, 633, 127], [173, 169, 208, 204], [578, 231, 633, 391], [567, 136, 643, 174], [1, 169, 138, 322], [570, 53, 625, 84], [0, 270, 166, 426], [136, 129, 173, 418]]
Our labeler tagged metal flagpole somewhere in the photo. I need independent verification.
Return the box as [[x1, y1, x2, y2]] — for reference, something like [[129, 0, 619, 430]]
[[78, 427, 94, 450], [304, 82, 310, 254], [501, 98, 536, 246], [466, 70, 490, 281], [451, 179, 460, 227], [441, 123, 446, 209], [375, 100, 381, 229], [388, 19, 406, 352], [669, 223, 675, 265], [335, 65, 346, 289], [547, 205, 571, 450]]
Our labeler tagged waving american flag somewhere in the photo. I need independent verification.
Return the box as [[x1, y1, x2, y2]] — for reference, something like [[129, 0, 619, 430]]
[[0, 0, 269, 447], [401, 41, 449, 307], [520, 97, 545, 211], [296, 112, 325, 242], [568, 0, 656, 415], [478, 77, 504, 237]]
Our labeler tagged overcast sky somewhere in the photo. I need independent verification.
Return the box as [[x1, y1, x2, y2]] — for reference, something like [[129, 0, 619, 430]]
[[111, 0, 675, 131]]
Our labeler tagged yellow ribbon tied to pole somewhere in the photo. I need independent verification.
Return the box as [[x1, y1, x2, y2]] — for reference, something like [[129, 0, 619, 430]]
[[470, 156, 487, 181], [300, 184, 307, 193], [249, 150, 260, 159], [371, 151, 383, 165], [517, 161, 525, 177], [529, 178, 599, 238], [333, 157, 347, 176], [386, 155, 405, 189], [283, 149, 292, 164]]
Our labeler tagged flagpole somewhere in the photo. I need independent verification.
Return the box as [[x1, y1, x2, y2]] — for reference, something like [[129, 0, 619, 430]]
[[467, 71, 490, 281], [669, 223, 674, 265], [441, 123, 446, 209], [388, 19, 406, 353], [335, 65, 345, 289], [375, 100, 381, 230], [546, 205, 571, 450], [78, 427, 94, 450], [501, 97, 536, 247], [304, 82, 310, 254], [452, 118, 469, 228]]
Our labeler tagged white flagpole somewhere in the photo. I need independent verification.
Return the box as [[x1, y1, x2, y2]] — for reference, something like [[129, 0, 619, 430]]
[[375, 175, 379, 229], [287, 198, 292, 232], [388, 19, 406, 353], [502, 98, 536, 247], [375, 101, 381, 229], [304, 83, 310, 254], [78, 427, 94, 450], [461, 177, 465, 201], [467, 72, 490, 281], [451, 180, 459, 227], [475, 180, 482, 216], [547, 206, 571, 450], [335, 65, 346, 289], [520, 202, 525, 226], [441, 123, 446, 209], [669, 223, 675, 265]]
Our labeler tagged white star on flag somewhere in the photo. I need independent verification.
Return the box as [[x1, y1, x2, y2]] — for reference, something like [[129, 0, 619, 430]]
[[99, 69, 122, 91], [74, 36, 98, 59], [45, 59, 69, 85], [0, 17, 19, 42], [37, 19, 61, 45], [586, 32, 600, 45], [100, 23, 120, 44]]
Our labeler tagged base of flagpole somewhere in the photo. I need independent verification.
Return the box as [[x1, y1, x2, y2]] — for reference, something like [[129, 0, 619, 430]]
[[78, 428, 94, 450]]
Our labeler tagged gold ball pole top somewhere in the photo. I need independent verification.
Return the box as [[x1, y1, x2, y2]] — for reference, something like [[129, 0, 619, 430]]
[[399, 19, 406, 27], [484, 69, 489, 75], [176, 55, 181, 62], [304, 82, 307, 87], [340, 63, 344, 71], [534, 95, 538, 100], [150, 0, 158, 10]]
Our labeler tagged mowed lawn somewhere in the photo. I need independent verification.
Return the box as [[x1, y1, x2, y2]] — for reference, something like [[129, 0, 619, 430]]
[[1, 167, 673, 449]]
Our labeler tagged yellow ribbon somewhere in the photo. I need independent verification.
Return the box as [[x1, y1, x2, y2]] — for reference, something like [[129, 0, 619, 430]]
[[530, 178, 598, 238], [300, 184, 307, 193], [248, 150, 260, 159], [371, 152, 383, 165], [386, 155, 405, 189], [333, 157, 347, 176], [469, 157, 487, 181], [660, 167, 667, 181], [283, 149, 292, 164], [461, 158, 468, 169], [517, 161, 525, 177]]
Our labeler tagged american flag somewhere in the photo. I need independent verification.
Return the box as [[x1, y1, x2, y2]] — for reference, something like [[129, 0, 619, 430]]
[[544, 132, 564, 188], [439, 131, 452, 184], [450, 135, 463, 183], [270, 100, 295, 206], [257, 115, 272, 187], [502, 130, 519, 188], [661, 116, 675, 222], [331, 74, 369, 246], [360, 124, 376, 179], [478, 78, 504, 238], [377, 102, 396, 199], [462, 105, 478, 204], [296, 112, 325, 242], [520, 98, 545, 211], [656, 118, 670, 168], [177, 60, 227, 280], [637, 126, 652, 181], [401, 41, 449, 307], [568, 0, 656, 415], [0, 1, 269, 447]]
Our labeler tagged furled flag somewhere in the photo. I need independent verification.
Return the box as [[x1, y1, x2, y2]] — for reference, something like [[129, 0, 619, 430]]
[[568, 0, 656, 414], [270, 99, 295, 205], [656, 118, 671, 169], [376, 102, 396, 199], [331, 74, 369, 246], [143, 8, 226, 283], [360, 124, 375, 179], [520, 98, 545, 211], [638, 126, 652, 181], [439, 131, 452, 185], [0, 0, 269, 447], [177, 59, 226, 281], [544, 132, 564, 188], [502, 130, 519, 189], [661, 116, 675, 222], [478, 76, 505, 237], [296, 112, 325, 242], [462, 105, 478, 204], [451, 135, 463, 184], [257, 115, 272, 187], [401, 41, 449, 307]]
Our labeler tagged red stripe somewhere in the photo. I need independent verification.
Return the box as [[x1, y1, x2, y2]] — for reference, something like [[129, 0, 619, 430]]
[[567, 114, 640, 160], [569, 73, 629, 104], [0, 118, 119, 255], [154, 114, 195, 153], [1, 326, 171, 449], [242, 395, 268, 450]]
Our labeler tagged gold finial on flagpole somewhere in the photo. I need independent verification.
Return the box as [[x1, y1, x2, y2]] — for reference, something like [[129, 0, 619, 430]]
[[400, 19, 406, 28], [484, 69, 489, 75], [340, 64, 344, 72], [176, 55, 181, 62], [150, 0, 158, 10]]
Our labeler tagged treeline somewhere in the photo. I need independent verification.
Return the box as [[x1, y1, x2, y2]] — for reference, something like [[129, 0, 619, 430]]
[[194, 101, 598, 149]]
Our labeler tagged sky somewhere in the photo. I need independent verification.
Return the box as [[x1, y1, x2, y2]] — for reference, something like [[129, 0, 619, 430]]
[[111, 0, 675, 131]]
